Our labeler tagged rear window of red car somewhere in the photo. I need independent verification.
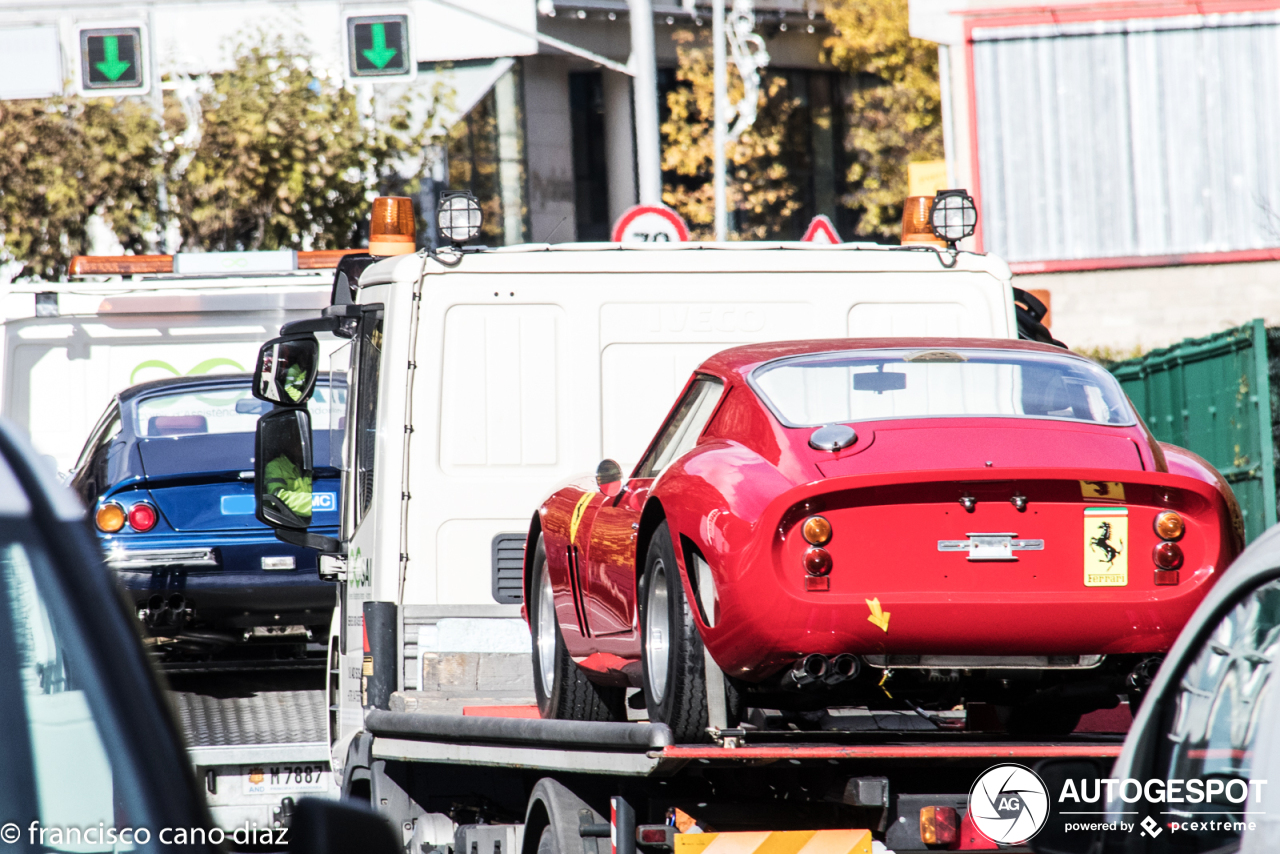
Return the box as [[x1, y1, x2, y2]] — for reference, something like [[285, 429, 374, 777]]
[[750, 348, 1133, 428]]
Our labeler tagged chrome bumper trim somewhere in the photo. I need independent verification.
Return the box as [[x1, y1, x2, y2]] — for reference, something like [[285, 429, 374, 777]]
[[106, 548, 218, 569]]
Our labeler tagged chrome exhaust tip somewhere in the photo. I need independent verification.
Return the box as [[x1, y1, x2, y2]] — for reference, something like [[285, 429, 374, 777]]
[[823, 653, 860, 685], [788, 653, 829, 687]]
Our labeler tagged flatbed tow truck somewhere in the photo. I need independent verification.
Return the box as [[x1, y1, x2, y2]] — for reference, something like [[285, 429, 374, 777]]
[[345, 703, 1128, 853], [239, 195, 1119, 853]]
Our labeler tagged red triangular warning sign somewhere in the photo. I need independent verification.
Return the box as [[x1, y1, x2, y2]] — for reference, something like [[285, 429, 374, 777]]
[[801, 215, 841, 244]]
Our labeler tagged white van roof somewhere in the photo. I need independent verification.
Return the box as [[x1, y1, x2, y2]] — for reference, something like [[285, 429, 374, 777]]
[[359, 243, 1012, 286]]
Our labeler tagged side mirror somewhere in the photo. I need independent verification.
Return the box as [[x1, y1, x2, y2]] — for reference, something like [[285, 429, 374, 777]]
[[1029, 758, 1107, 854], [254, 334, 320, 405], [255, 408, 313, 530], [287, 797, 399, 854], [596, 459, 623, 498]]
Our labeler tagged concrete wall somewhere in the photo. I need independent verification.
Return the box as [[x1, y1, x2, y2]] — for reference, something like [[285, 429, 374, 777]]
[[1018, 260, 1280, 354]]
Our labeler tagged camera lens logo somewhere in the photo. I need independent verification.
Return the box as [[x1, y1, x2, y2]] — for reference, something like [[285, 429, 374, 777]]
[[969, 764, 1050, 844]]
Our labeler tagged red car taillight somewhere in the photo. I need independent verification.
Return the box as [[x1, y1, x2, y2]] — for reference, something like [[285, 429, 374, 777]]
[[128, 502, 158, 532], [804, 547, 832, 576], [1154, 511, 1184, 540], [1153, 511, 1184, 585], [802, 515, 832, 545]]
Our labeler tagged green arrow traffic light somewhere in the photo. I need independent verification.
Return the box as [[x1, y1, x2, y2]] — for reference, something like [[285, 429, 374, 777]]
[[348, 15, 411, 78], [80, 28, 144, 90], [95, 36, 131, 81], [362, 23, 397, 69]]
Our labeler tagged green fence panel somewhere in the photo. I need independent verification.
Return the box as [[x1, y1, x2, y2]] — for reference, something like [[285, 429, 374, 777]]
[[1110, 319, 1277, 543]]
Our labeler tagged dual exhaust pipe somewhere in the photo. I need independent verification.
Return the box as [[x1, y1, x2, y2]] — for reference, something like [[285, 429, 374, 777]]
[[142, 593, 192, 631], [787, 653, 860, 688]]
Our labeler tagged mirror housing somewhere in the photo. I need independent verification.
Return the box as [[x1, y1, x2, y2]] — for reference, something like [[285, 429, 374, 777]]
[[596, 459, 623, 498], [287, 796, 400, 854], [1029, 758, 1107, 854], [254, 334, 320, 405], [255, 408, 314, 531]]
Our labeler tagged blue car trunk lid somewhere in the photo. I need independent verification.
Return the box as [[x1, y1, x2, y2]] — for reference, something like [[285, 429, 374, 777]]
[[145, 477, 340, 532], [137, 433, 339, 532]]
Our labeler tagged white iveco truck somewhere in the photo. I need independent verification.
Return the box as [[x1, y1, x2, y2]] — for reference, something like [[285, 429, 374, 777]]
[[242, 196, 1106, 854]]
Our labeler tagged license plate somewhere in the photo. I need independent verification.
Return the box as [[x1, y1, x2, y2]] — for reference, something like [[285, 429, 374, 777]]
[[243, 764, 328, 794], [251, 625, 308, 639], [937, 533, 1045, 561]]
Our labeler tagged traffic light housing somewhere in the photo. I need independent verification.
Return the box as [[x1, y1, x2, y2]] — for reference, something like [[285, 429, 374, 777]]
[[78, 26, 148, 95], [345, 14, 414, 81]]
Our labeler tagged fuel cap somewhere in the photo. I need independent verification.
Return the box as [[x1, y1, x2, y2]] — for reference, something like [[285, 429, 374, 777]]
[[808, 424, 857, 451]]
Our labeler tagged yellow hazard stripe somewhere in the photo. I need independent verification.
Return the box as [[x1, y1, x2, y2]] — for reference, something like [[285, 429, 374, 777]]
[[675, 830, 871, 854], [569, 492, 594, 542]]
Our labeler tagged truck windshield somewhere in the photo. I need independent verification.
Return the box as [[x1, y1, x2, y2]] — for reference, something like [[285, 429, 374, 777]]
[[750, 348, 1133, 427]]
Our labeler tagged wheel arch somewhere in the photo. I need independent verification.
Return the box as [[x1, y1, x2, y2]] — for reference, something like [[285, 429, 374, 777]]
[[523, 511, 544, 615], [636, 497, 668, 590]]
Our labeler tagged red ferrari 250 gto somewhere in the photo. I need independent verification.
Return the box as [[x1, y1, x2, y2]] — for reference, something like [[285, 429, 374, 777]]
[[522, 338, 1241, 740]]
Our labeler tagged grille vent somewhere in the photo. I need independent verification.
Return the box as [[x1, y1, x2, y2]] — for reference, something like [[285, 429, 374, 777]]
[[491, 533, 526, 604]]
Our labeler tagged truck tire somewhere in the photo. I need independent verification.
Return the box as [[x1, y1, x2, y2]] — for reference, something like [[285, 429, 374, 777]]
[[530, 534, 626, 721], [639, 521, 709, 743], [536, 826, 558, 854], [522, 778, 605, 854]]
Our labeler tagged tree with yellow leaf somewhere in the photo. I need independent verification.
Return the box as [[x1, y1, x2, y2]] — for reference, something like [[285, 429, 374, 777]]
[[660, 30, 806, 240], [169, 35, 447, 252], [822, 0, 944, 239], [0, 97, 161, 280]]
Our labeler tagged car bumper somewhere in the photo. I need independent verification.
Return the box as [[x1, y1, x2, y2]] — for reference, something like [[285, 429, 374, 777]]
[[103, 530, 337, 629], [702, 566, 1219, 679]]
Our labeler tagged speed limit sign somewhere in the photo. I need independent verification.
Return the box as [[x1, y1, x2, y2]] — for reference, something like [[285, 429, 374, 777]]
[[611, 205, 691, 243]]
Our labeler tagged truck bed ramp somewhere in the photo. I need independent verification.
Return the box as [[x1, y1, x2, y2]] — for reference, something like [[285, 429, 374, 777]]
[[173, 688, 327, 747]]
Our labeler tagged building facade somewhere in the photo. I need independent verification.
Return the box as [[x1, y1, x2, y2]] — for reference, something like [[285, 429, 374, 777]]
[[2, 0, 867, 257], [913, 0, 1280, 350]]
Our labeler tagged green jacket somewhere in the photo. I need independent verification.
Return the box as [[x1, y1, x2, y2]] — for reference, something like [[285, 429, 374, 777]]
[[264, 454, 311, 517], [283, 363, 307, 402]]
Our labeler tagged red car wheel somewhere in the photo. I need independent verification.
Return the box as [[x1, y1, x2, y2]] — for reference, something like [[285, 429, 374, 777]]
[[529, 534, 625, 721], [639, 521, 712, 743]]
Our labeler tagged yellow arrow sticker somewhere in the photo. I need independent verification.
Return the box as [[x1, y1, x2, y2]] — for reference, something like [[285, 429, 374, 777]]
[[568, 493, 594, 543], [866, 597, 890, 633]]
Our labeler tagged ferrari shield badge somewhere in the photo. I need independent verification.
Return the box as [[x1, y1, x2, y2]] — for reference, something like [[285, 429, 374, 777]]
[[1083, 507, 1128, 586]]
